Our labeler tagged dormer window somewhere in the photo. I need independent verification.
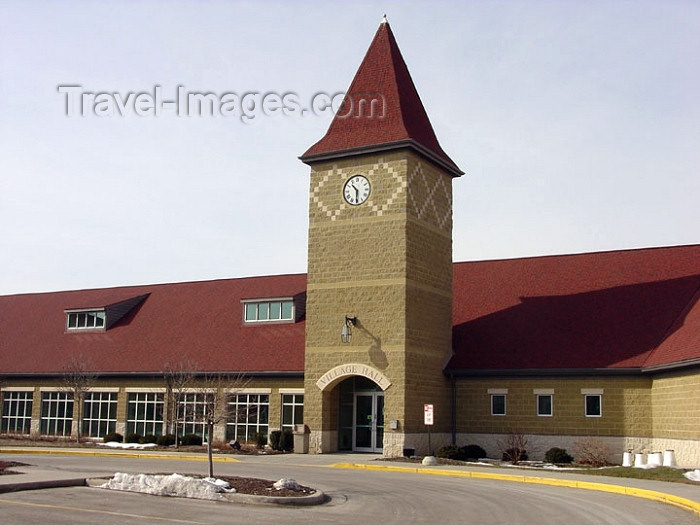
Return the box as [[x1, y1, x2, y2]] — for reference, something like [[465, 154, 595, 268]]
[[66, 310, 106, 331], [243, 299, 294, 323], [64, 293, 149, 333]]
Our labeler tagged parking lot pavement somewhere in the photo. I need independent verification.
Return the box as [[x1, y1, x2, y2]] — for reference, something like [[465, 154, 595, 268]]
[[1, 446, 699, 518]]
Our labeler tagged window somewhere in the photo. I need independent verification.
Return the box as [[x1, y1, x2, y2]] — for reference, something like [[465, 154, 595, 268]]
[[585, 395, 602, 417], [82, 392, 117, 437], [491, 394, 506, 416], [282, 394, 304, 431], [226, 393, 269, 442], [177, 392, 212, 440], [66, 310, 106, 331], [537, 395, 553, 416], [127, 392, 164, 436], [1, 391, 33, 434], [40, 392, 73, 436], [243, 300, 294, 323]]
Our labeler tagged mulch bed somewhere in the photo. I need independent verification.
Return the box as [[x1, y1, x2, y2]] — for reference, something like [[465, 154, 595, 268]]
[[214, 476, 316, 497], [0, 461, 28, 475]]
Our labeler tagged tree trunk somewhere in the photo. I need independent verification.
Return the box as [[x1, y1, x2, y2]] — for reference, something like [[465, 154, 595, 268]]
[[207, 421, 214, 478]]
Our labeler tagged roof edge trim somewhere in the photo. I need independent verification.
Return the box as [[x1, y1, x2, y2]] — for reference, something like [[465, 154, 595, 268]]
[[444, 367, 643, 378], [300, 139, 464, 177]]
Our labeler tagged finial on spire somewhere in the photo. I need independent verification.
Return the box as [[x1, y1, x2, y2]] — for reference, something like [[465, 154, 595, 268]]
[[381, 14, 388, 24]]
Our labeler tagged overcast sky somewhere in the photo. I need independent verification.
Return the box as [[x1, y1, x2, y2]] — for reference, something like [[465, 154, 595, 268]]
[[1, 1, 698, 295]]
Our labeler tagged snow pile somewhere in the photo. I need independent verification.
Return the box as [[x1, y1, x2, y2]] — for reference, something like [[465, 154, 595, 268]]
[[100, 472, 235, 500], [98, 441, 157, 450], [684, 470, 700, 482], [273, 478, 300, 491]]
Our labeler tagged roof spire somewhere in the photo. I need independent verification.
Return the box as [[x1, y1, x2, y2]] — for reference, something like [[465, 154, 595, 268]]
[[301, 21, 463, 177], [381, 13, 388, 24]]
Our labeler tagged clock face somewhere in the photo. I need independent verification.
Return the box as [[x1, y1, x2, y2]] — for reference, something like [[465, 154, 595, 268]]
[[343, 175, 371, 206]]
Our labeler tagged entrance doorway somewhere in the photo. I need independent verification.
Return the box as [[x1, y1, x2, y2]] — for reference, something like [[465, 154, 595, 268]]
[[354, 392, 384, 452], [338, 376, 384, 452]]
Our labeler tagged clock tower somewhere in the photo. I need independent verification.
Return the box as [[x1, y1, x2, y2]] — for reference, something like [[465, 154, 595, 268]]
[[300, 18, 463, 456]]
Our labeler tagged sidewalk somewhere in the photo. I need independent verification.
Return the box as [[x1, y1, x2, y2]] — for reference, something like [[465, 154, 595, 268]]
[[1, 447, 699, 516]]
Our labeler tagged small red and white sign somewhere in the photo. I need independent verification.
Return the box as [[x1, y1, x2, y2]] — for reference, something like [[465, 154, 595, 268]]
[[424, 404, 434, 426]]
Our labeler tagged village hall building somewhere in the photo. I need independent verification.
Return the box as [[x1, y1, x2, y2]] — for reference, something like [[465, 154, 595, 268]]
[[1, 20, 699, 466]]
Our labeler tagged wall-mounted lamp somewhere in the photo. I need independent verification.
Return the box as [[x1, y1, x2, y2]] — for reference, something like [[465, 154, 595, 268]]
[[341, 316, 357, 344]]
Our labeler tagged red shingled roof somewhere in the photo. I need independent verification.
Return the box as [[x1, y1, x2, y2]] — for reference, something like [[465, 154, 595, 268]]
[[1, 246, 697, 378], [449, 245, 700, 374], [300, 21, 463, 177], [0, 274, 306, 376]]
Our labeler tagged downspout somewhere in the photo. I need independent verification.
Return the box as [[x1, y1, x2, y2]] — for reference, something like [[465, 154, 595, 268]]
[[450, 374, 457, 445]]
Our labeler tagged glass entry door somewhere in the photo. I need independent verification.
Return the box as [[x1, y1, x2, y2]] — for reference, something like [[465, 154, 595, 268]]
[[353, 392, 384, 452]]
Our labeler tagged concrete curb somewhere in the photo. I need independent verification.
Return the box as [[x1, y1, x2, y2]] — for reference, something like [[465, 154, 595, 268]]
[[0, 478, 87, 494], [332, 463, 700, 518], [85, 477, 327, 506], [0, 447, 239, 463]]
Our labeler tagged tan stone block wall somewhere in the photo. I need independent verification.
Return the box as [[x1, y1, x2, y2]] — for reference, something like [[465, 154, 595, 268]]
[[454, 377, 653, 437], [456, 432, 700, 468], [305, 150, 454, 453], [651, 369, 700, 440]]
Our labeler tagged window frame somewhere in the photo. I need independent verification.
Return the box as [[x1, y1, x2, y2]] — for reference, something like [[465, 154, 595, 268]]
[[40, 391, 74, 436], [584, 394, 602, 417], [281, 393, 304, 431], [126, 392, 164, 436], [536, 394, 553, 417], [177, 392, 212, 441], [490, 394, 506, 416], [65, 309, 106, 331], [1, 390, 33, 434], [82, 391, 118, 438], [226, 393, 270, 442], [242, 298, 295, 324]]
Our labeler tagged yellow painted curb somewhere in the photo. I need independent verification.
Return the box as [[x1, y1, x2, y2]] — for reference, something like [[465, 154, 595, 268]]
[[0, 448, 239, 463], [331, 463, 700, 518]]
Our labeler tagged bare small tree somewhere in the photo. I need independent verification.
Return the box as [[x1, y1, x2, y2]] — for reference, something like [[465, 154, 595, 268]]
[[198, 372, 250, 478], [498, 431, 530, 464], [61, 355, 97, 442], [163, 359, 198, 447]]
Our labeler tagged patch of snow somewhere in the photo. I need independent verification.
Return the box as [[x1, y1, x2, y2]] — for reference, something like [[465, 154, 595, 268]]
[[684, 470, 700, 482], [273, 478, 300, 491], [98, 441, 158, 450], [100, 472, 235, 500]]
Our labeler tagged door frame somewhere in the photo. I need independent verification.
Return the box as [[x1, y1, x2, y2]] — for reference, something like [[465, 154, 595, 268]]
[[352, 391, 384, 452]]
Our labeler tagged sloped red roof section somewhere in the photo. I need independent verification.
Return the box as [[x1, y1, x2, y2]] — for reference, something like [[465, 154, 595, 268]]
[[1, 246, 698, 378], [301, 21, 463, 177], [0, 274, 306, 376], [448, 245, 700, 373]]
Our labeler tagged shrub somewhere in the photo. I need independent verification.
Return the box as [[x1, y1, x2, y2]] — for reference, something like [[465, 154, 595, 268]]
[[139, 434, 158, 444], [498, 432, 529, 464], [282, 429, 294, 452], [103, 432, 123, 443], [436, 445, 463, 460], [545, 447, 574, 464], [180, 433, 203, 446], [502, 448, 528, 463], [125, 433, 141, 443], [573, 437, 613, 467], [156, 434, 176, 447], [255, 431, 268, 449], [269, 430, 282, 451], [461, 444, 487, 461]]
